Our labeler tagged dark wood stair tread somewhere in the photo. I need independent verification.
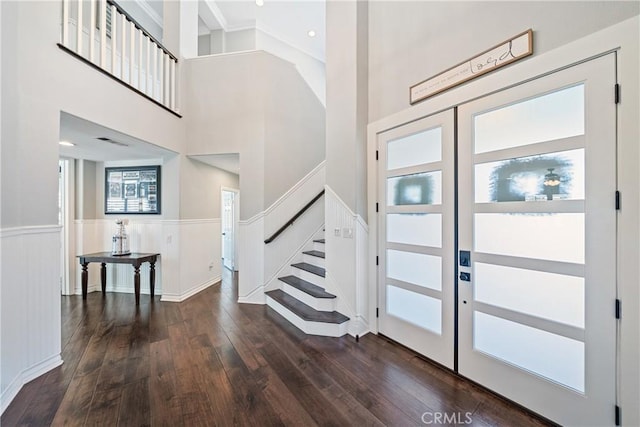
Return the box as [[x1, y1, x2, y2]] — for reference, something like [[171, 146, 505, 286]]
[[302, 250, 325, 259], [292, 262, 325, 277], [266, 290, 348, 324], [313, 239, 325, 244], [278, 276, 335, 299]]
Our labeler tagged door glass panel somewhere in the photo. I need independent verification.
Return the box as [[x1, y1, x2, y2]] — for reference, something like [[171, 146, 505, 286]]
[[387, 285, 441, 334], [475, 149, 585, 203], [387, 127, 442, 170], [475, 263, 584, 327], [474, 85, 584, 154], [388, 171, 442, 205], [475, 213, 584, 264], [387, 213, 442, 248], [474, 312, 584, 392], [387, 250, 442, 291]]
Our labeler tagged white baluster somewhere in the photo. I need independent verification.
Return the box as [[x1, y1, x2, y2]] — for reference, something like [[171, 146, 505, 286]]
[[76, 0, 83, 54], [138, 30, 143, 91], [146, 37, 151, 95], [152, 44, 157, 99], [164, 54, 170, 106], [89, 0, 96, 62], [157, 46, 163, 102], [130, 21, 135, 86], [170, 59, 176, 111], [62, 0, 69, 46], [99, 0, 106, 68], [110, 4, 117, 74], [120, 13, 126, 81]]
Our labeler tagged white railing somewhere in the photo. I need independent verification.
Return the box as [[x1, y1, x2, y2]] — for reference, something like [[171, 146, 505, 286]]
[[60, 0, 178, 114]]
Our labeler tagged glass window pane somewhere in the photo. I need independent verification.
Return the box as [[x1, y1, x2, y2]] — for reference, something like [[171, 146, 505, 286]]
[[387, 285, 441, 334], [474, 312, 584, 392], [387, 250, 442, 291], [387, 127, 442, 170], [388, 171, 442, 206], [475, 213, 584, 264], [475, 263, 584, 328], [474, 85, 584, 154], [387, 213, 442, 248], [475, 149, 584, 203]]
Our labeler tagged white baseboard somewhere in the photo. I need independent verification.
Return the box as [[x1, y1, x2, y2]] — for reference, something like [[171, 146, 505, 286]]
[[1, 353, 63, 415], [160, 276, 220, 303], [238, 285, 266, 304]]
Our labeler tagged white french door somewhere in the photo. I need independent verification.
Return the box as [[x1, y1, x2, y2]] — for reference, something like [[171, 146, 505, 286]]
[[458, 54, 616, 426], [377, 109, 455, 368], [376, 54, 617, 425]]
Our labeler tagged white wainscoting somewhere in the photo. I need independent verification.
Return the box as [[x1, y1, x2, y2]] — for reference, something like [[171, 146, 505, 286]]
[[1, 226, 63, 414], [74, 219, 221, 303], [237, 214, 265, 304], [324, 186, 370, 337], [238, 161, 326, 305]]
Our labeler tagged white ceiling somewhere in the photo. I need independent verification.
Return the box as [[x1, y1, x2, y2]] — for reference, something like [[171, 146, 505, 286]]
[[59, 112, 178, 162], [146, 0, 326, 61]]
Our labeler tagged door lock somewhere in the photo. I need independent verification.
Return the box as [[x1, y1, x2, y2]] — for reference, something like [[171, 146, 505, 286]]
[[459, 272, 471, 282]]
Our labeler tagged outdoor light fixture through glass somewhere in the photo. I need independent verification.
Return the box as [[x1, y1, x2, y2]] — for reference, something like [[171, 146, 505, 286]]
[[543, 168, 561, 200]]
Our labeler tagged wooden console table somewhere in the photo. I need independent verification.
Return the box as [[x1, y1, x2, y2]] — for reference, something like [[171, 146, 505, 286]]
[[77, 252, 160, 305]]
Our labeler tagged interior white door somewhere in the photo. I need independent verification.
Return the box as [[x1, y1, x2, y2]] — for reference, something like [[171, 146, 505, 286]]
[[457, 54, 617, 426], [222, 189, 236, 270], [377, 109, 455, 368]]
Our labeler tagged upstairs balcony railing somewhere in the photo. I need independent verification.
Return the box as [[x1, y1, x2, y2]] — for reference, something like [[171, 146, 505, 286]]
[[59, 0, 179, 116]]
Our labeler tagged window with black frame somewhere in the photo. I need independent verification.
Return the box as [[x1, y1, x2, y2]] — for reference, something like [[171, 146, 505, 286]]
[[105, 165, 161, 214]]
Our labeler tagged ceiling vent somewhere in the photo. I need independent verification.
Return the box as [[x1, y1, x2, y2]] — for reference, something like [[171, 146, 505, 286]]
[[96, 137, 129, 147]]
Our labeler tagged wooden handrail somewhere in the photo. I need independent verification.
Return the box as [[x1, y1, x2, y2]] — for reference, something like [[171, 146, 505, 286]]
[[108, 0, 178, 62], [264, 190, 325, 244]]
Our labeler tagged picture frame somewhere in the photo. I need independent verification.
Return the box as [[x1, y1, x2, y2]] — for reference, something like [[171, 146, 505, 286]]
[[105, 165, 161, 214]]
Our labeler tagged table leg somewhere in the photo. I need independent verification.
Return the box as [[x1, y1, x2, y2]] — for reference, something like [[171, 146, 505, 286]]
[[134, 265, 141, 306], [81, 262, 89, 300], [100, 263, 107, 296], [149, 261, 156, 299]]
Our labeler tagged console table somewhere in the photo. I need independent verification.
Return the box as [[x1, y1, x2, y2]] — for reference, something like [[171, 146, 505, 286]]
[[77, 252, 160, 305]]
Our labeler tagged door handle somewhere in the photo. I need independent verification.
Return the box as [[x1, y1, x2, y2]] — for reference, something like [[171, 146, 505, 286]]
[[459, 250, 471, 267], [459, 272, 471, 282]]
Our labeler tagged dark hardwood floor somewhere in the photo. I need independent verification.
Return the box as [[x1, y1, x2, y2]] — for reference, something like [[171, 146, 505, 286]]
[[2, 269, 551, 426]]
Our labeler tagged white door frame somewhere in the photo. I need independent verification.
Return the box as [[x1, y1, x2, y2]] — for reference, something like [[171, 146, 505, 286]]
[[221, 186, 240, 271], [59, 158, 75, 296]]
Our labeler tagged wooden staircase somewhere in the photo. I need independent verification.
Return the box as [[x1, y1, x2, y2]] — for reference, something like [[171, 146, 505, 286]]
[[265, 234, 349, 337]]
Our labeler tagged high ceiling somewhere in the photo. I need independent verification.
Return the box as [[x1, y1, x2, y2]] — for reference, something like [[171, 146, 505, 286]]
[[145, 0, 326, 61]]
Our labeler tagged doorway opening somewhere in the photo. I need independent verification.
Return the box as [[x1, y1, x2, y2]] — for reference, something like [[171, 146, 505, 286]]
[[221, 187, 239, 272]]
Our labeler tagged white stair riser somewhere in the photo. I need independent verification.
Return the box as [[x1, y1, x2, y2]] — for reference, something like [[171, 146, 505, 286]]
[[313, 242, 325, 251], [281, 283, 335, 312], [303, 254, 325, 268], [293, 268, 325, 288], [266, 296, 348, 337]]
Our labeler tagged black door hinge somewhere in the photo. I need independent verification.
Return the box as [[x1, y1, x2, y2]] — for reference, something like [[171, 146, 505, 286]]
[[376, 150, 379, 160], [376, 308, 379, 318], [616, 299, 622, 319], [615, 84, 620, 104], [616, 191, 621, 210], [376, 256, 379, 266], [615, 404, 621, 426], [376, 203, 379, 212]]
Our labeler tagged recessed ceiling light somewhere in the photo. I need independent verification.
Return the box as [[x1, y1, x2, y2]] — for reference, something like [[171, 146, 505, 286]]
[[59, 141, 75, 147], [307, 30, 316, 38], [255, 0, 264, 6]]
